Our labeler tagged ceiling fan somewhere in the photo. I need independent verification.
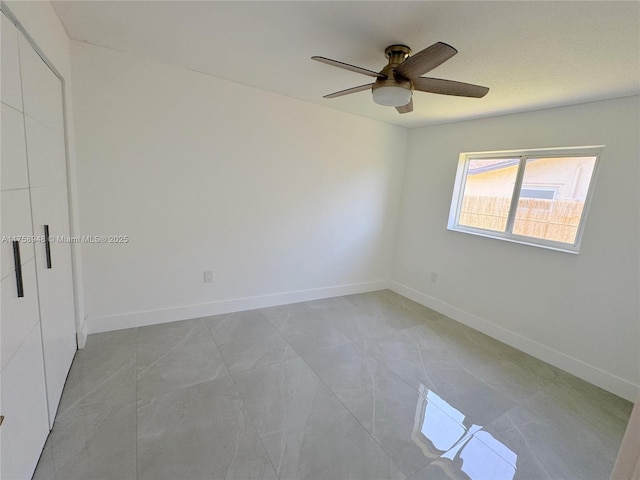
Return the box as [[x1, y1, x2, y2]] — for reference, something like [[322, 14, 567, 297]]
[[312, 42, 489, 114]]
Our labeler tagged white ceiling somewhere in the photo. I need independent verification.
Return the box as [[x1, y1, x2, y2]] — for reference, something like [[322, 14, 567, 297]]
[[52, 1, 640, 128]]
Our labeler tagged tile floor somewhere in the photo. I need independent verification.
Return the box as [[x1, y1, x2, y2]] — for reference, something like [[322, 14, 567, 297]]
[[32, 290, 632, 480]]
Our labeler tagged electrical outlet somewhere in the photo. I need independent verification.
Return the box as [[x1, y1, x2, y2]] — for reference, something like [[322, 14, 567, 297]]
[[204, 271, 213, 283], [430, 272, 438, 283]]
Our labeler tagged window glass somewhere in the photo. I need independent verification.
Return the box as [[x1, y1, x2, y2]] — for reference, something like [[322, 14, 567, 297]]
[[513, 156, 597, 243], [458, 158, 519, 232]]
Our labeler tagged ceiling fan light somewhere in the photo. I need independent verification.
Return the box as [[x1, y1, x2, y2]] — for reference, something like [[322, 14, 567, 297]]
[[372, 85, 412, 107]]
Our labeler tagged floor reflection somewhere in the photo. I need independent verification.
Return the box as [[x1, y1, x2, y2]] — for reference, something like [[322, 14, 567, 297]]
[[413, 386, 517, 479]]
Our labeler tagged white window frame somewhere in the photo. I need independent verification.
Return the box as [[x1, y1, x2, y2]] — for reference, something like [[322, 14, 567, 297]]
[[447, 146, 604, 254]]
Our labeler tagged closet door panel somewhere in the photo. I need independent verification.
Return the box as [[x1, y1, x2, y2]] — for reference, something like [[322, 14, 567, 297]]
[[0, 322, 50, 480], [30, 183, 77, 421], [0, 11, 76, 477], [1, 189, 36, 280], [0, 189, 39, 370], [1, 258, 39, 370], [1, 12, 23, 111], [1, 103, 29, 191], [0, 13, 50, 480], [19, 28, 77, 424], [24, 115, 67, 188], [18, 33, 64, 132]]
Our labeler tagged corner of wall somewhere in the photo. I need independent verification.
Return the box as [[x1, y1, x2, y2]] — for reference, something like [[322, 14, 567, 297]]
[[385, 127, 411, 282]]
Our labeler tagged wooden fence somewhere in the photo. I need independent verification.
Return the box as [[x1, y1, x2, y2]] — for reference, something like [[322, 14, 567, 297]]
[[459, 196, 584, 243]]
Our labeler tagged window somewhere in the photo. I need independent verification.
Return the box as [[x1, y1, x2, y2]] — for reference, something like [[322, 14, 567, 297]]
[[447, 146, 602, 253]]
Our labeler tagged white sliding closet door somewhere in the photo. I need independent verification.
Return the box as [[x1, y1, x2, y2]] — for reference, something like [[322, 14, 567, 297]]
[[1, 9, 77, 478], [0, 12, 50, 480], [19, 28, 77, 425]]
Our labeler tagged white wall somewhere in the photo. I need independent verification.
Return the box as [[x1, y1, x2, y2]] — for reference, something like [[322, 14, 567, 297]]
[[70, 41, 407, 333], [391, 96, 640, 401], [2, 0, 86, 346]]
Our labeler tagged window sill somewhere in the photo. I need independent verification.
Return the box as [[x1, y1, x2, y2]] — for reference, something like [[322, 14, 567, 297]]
[[447, 225, 580, 254]]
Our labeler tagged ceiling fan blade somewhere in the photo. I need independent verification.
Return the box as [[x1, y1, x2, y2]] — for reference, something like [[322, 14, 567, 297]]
[[323, 83, 374, 99], [396, 42, 458, 79], [413, 77, 489, 98], [395, 98, 413, 114], [312, 56, 387, 79]]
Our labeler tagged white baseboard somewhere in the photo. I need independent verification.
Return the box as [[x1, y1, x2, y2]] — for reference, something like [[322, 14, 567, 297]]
[[390, 280, 639, 402], [87, 279, 389, 335]]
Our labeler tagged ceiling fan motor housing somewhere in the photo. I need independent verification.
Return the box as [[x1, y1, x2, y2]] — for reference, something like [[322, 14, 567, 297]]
[[313, 41, 488, 112], [372, 45, 413, 106]]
